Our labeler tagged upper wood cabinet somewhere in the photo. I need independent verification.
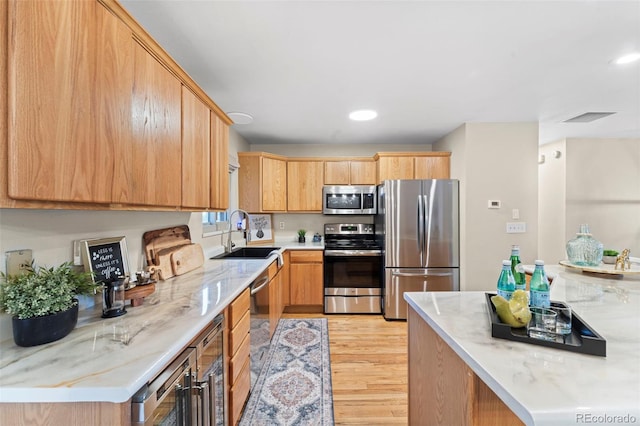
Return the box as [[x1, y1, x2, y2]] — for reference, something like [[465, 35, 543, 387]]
[[7, 0, 133, 203], [238, 152, 287, 212], [324, 159, 376, 185], [210, 113, 229, 211], [181, 86, 210, 209], [287, 160, 324, 212], [375, 152, 451, 182], [131, 41, 182, 207], [3, 0, 231, 211]]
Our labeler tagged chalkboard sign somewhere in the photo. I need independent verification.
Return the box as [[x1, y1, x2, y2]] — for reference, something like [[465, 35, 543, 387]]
[[82, 237, 130, 283]]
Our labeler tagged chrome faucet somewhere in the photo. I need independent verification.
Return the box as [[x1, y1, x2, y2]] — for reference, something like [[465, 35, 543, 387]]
[[226, 209, 251, 253]]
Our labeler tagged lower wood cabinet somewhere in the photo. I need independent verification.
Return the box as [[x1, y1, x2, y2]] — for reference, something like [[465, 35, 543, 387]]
[[289, 250, 323, 306], [227, 288, 251, 425]]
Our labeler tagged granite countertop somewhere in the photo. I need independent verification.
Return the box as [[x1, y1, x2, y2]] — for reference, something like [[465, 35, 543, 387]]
[[0, 242, 324, 404], [405, 265, 640, 426]]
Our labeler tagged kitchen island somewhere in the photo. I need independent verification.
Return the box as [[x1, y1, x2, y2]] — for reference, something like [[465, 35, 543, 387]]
[[405, 265, 640, 426], [0, 242, 322, 424]]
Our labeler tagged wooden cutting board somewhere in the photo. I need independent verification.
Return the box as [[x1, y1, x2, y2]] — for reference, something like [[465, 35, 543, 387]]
[[142, 225, 191, 268], [171, 244, 204, 276]]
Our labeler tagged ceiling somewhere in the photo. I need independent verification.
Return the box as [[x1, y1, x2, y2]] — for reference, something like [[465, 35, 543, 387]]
[[120, 0, 640, 146]]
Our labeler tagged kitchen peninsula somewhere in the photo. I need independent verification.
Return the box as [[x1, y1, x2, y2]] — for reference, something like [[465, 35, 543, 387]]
[[406, 265, 640, 426], [0, 243, 322, 425]]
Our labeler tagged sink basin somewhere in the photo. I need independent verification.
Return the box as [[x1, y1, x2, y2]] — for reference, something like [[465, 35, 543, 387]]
[[212, 247, 281, 259]]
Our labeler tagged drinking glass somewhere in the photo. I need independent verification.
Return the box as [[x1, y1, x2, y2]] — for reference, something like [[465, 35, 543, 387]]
[[527, 307, 557, 341], [552, 305, 572, 335]]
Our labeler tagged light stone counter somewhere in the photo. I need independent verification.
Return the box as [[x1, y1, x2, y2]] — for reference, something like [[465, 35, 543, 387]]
[[0, 242, 321, 404], [405, 265, 640, 425]]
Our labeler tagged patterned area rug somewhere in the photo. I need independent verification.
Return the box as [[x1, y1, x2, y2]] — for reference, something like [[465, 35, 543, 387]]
[[239, 318, 334, 426]]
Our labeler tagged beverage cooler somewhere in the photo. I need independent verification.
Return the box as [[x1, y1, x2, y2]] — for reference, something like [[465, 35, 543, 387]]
[[131, 315, 225, 425]]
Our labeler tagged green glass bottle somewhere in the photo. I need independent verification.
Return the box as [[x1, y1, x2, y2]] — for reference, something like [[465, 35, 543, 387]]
[[497, 260, 515, 300], [529, 260, 550, 308], [510, 245, 526, 291]]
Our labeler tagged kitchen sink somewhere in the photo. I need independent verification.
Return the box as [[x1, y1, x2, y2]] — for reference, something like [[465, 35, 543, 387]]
[[211, 247, 281, 259]]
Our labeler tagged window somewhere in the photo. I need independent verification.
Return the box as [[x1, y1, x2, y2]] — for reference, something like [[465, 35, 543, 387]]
[[202, 211, 229, 234]]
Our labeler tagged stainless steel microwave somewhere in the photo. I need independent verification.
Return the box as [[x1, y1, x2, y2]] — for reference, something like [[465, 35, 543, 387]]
[[322, 185, 377, 215]]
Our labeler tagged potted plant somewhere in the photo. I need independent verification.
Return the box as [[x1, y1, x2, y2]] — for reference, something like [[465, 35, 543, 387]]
[[0, 261, 99, 347], [602, 249, 619, 264], [297, 229, 307, 243]]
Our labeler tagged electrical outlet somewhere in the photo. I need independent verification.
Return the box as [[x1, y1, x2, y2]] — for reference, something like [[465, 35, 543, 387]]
[[6, 249, 33, 275], [506, 222, 526, 233], [279, 222, 285, 230]]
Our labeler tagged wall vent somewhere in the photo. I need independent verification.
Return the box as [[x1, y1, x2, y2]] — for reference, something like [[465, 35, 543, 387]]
[[563, 112, 616, 123]]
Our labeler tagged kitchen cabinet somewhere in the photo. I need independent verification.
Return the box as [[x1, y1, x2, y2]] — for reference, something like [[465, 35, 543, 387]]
[[210, 113, 229, 210], [2, 0, 231, 211], [181, 86, 210, 209], [131, 40, 182, 207], [289, 250, 323, 306], [375, 152, 451, 182], [324, 159, 377, 185], [287, 159, 324, 212], [238, 152, 287, 212], [227, 288, 251, 426], [7, 0, 133, 204]]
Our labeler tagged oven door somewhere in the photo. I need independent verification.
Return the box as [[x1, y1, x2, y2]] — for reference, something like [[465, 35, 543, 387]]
[[323, 249, 383, 313]]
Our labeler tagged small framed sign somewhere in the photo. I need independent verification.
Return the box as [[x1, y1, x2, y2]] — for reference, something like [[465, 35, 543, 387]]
[[248, 214, 274, 245], [82, 236, 130, 283]]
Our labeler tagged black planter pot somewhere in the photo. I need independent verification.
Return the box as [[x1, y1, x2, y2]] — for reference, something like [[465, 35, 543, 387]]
[[298, 236, 306, 243], [12, 301, 79, 347]]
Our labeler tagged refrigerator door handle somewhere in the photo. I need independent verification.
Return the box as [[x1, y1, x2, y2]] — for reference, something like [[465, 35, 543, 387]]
[[391, 271, 453, 278], [417, 194, 424, 264]]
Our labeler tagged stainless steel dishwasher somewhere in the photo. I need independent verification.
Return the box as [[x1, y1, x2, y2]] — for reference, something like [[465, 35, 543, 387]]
[[249, 269, 271, 392]]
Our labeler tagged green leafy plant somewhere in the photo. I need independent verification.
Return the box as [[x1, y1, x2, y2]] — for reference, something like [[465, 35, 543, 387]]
[[603, 249, 619, 256], [0, 262, 98, 320], [297, 229, 307, 237]]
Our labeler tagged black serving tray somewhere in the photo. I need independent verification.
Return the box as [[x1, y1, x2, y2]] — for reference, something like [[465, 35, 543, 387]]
[[485, 293, 606, 357]]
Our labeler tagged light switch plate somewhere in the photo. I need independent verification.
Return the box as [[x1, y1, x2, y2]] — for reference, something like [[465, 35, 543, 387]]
[[6, 249, 33, 275]]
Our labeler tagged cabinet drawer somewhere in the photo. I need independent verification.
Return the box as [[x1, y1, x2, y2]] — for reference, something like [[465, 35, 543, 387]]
[[229, 288, 250, 327], [289, 250, 323, 263], [229, 310, 250, 356], [229, 333, 250, 386], [229, 357, 251, 426]]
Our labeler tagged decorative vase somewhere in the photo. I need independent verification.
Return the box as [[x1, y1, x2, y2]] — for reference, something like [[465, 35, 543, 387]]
[[12, 301, 79, 347], [566, 224, 603, 267]]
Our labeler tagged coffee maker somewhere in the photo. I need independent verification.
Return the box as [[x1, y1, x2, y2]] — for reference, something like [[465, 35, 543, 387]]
[[102, 277, 127, 318]]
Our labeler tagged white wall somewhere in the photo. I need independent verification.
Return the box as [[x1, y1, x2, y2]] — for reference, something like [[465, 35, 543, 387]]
[[434, 122, 539, 291], [539, 138, 640, 262]]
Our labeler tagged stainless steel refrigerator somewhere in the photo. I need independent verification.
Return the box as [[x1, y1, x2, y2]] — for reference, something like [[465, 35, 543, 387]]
[[375, 179, 460, 320]]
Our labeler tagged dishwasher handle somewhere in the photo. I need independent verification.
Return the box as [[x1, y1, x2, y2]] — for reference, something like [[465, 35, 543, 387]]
[[250, 275, 269, 295]]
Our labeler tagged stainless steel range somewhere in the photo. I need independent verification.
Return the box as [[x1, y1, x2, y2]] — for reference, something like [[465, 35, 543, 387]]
[[323, 223, 383, 314]]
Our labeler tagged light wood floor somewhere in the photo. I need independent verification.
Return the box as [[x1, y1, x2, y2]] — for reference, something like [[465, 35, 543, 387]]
[[282, 313, 408, 425]]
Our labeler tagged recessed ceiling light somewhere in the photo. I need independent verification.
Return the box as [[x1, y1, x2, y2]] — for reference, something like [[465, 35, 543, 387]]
[[349, 109, 378, 121], [227, 112, 254, 125], [614, 52, 640, 65]]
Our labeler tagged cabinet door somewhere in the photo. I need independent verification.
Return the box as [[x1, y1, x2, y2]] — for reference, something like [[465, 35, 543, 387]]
[[290, 260, 323, 306], [324, 161, 350, 184], [350, 160, 377, 185], [8, 0, 133, 203], [210, 113, 229, 210], [287, 160, 324, 211], [262, 157, 287, 211], [414, 156, 451, 179], [181, 86, 210, 208], [377, 156, 414, 182], [131, 41, 182, 206]]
